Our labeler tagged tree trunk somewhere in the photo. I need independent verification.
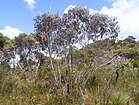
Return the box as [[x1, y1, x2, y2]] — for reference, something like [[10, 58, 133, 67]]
[[67, 44, 73, 95]]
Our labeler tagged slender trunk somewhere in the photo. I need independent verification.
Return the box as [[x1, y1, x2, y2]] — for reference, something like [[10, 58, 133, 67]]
[[48, 46, 59, 86], [67, 44, 73, 95], [47, 33, 59, 86]]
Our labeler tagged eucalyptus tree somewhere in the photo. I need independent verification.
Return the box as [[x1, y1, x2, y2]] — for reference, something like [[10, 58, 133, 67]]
[[34, 13, 63, 86], [61, 7, 92, 94], [14, 33, 39, 70], [34, 6, 120, 95], [62, 7, 120, 93]]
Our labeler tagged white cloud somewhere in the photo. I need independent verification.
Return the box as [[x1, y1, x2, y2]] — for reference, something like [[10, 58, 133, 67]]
[[101, 0, 139, 39], [0, 26, 23, 39], [24, 0, 36, 10]]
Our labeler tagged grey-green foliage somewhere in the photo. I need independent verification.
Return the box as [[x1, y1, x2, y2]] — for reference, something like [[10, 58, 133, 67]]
[[34, 6, 120, 56]]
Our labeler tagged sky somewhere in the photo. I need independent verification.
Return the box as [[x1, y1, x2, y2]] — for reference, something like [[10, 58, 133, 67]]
[[0, 0, 139, 39]]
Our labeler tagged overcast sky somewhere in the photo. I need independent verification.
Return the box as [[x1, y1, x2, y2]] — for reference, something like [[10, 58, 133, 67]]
[[0, 0, 138, 39]]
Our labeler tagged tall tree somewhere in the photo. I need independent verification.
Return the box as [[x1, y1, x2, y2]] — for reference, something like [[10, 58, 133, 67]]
[[34, 6, 120, 95], [34, 13, 62, 86]]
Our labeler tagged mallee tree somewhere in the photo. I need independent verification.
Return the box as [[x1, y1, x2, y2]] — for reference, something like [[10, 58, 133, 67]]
[[34, 6, 120, 95]]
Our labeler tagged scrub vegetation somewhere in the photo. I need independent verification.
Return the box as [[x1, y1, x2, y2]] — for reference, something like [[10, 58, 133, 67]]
[[0, 6, 139, 105]]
